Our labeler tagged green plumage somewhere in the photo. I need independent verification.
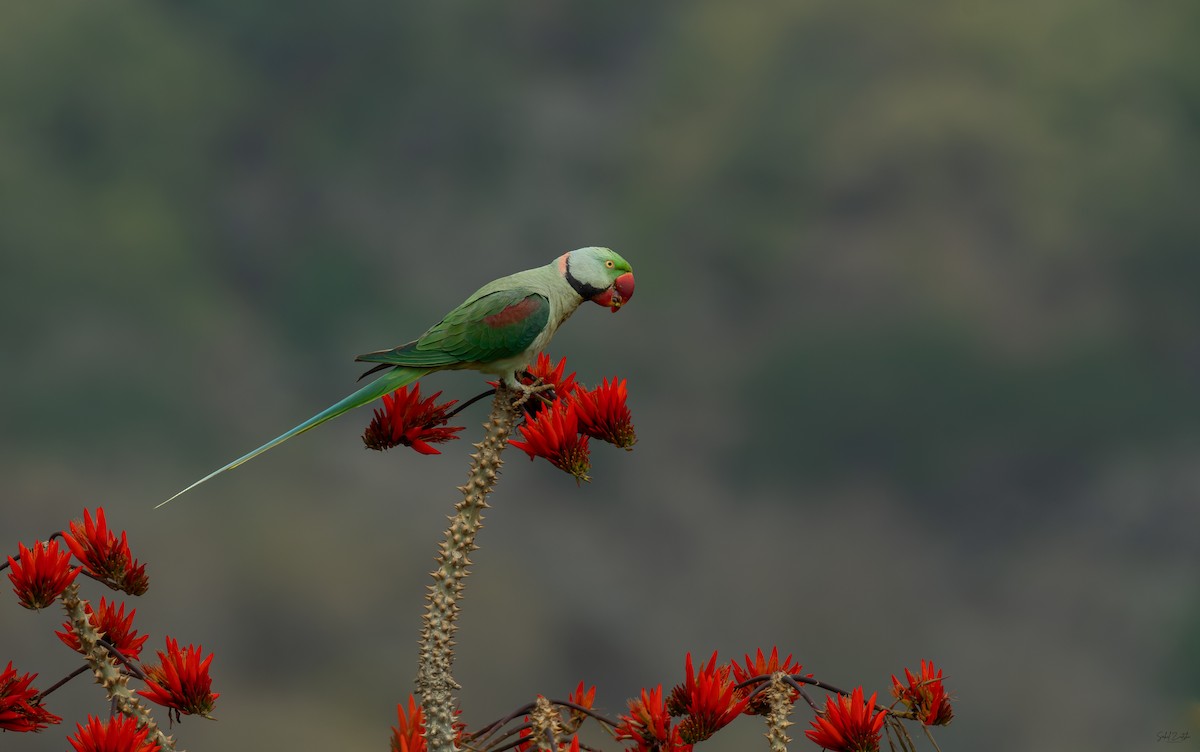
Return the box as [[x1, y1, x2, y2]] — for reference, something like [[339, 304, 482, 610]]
[[357, 289, 550, 371]]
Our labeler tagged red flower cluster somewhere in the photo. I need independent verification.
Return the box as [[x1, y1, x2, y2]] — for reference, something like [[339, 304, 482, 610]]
[[517, 726, 582, 752], [56, 597, 149, 660], [67, 714, 160, 752], [512, 681, 597, 752], [4, 507, 223, 744], [564, 680, 596, 733], [390, 695, 465, 752], [805, 686, 887, 752], [62, 508, 149, 595], [391, 696, 425, 752], [6, 540, 80, 610], [614, 685, 692, 752], [891, 660, 952, 726], [730, 647, 808, 715], [363, 385, 465, 454], [509, 354, 636, 480], [666, 652, 749, 744], [0, 661, 60, 732], [510, 401, 592, 482], [568, 680, 596, 708], [574, 377, 637, 449], [137, 637, 219, 720]]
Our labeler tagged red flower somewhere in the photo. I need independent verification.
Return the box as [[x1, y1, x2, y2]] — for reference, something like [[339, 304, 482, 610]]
[[730, 647, 808, 715], [67, 714, 160, 752], [56, 597, 149, 660], [137, 637, 219, 719], [516, 720, 533, 752], [615, 685, 692, 752], [804, 687, 887, 752], [391, 696, 425, 752], [666, 651, 749, 744], [509, 400, 591, 482], [0, 661, 61, 732], [523, 353, 579, 398], [568, 680, 596, 710], [362, 385, 465, 454], [390, 695, 464, 752], [7, 539, 81, 610], [517, 725, 582, 752], [572, 377, 636, 449], [560, 680, 597, 734], [62, 507, 149, 596], [891, 660, 952, 726]]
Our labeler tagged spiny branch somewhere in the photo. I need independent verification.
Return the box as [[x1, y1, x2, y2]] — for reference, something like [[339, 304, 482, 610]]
[[60, 583, 176, 751], [416, 387, 520, 752]]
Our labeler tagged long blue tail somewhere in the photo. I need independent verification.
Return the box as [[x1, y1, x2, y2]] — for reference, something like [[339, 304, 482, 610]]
[[156, 367, 428, 508]]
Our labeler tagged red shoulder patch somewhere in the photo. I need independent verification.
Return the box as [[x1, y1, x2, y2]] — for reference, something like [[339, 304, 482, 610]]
[[484, 297, 541, 328]]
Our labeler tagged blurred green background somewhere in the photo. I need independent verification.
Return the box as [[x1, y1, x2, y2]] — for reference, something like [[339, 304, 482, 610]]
[[3, 2, 1200, 750]]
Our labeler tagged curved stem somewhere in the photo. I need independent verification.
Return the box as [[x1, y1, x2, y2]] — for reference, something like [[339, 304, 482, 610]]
[[468, 702, 536, 742], [552, 699, 620, 729], [442, 388, 498, 423], [737, 672, 897, 715], [98, 637, 147, 680], [32, 664, 90, 702]]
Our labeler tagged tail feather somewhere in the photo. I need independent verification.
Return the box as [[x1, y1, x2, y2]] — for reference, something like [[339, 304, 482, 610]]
[[156, 366, 429, 508]]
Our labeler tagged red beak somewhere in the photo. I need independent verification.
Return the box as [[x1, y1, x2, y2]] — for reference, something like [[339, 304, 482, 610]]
[[591, 272, 635, 312]]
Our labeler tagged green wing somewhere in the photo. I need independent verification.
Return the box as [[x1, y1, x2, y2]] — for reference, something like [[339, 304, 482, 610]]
[[357, 288, 549, 370]]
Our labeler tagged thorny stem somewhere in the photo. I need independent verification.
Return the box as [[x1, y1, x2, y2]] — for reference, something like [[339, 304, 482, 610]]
[[60, 583, 176, 751], [529, 695, 564, 752], [763, 672, 795, 752], [416, 387, 520, 752], [33, 635, 149, 705]]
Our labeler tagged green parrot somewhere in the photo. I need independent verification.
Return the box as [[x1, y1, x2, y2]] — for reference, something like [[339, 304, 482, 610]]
[[158, 246, 634, 507]]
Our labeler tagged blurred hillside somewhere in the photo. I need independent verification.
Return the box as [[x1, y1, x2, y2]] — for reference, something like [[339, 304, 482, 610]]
[[3, 3, 1200, 751]]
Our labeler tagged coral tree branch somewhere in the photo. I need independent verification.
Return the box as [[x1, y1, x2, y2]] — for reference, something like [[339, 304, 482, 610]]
[[60, 583, 176, 751], [529, 695, 566, 751], [416, 387, 519, 752], [763, 672, 795, 752]]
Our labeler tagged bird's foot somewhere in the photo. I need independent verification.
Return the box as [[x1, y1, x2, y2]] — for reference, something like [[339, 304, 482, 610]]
[[509, 377, 556, 409]]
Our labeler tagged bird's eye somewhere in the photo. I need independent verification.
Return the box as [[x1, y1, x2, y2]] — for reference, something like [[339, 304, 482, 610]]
[[605, 260, 615, 268]]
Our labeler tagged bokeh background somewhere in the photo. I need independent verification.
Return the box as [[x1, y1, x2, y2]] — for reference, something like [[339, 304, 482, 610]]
[[4, 2, 1200, 751]]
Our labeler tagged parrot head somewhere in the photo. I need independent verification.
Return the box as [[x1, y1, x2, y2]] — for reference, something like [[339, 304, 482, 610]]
[[561, 247, 635, 313]]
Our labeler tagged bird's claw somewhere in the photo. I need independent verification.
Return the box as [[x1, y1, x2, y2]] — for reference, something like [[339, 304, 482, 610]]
[[510, 379, 556, 409]]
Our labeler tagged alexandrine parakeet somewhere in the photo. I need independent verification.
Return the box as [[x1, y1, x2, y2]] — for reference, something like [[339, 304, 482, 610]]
[[158, 246, 634, 507]]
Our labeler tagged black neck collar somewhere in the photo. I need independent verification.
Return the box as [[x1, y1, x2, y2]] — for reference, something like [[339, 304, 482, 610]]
[[564, 255, 604, 300]]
